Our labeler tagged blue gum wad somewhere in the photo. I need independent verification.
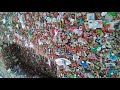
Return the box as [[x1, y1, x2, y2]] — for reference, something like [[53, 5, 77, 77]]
[[96, 38, 102, 44], [80, 61, 87, 68], [108, 53, 117, 61], [76, 18, 82, 28], [107, 67, 114, 78]]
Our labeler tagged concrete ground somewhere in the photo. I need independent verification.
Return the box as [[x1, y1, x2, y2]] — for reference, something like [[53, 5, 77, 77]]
[[0, 47, 12, 78]]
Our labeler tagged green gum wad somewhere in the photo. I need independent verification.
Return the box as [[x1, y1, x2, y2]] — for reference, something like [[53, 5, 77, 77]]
[[107, 12, 117, 16], [29, 32, 32, 36], [103, 21, 107, 25], [91, 46, 101, 53], [96, 29, 102, 35], [72, 74, 77, 78]]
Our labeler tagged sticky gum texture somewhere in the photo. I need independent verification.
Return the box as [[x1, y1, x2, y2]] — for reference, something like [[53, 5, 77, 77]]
[[0, 12, 120, 78]]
